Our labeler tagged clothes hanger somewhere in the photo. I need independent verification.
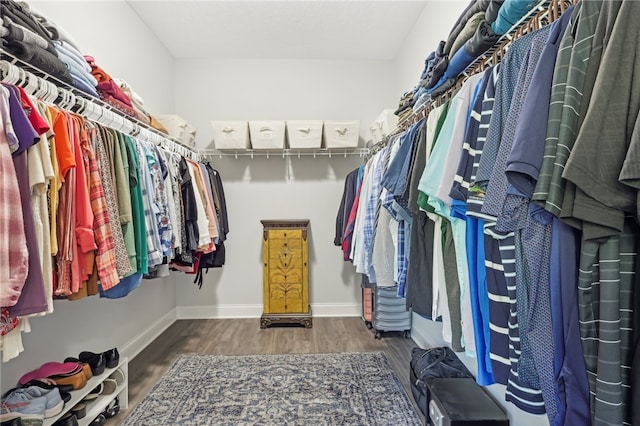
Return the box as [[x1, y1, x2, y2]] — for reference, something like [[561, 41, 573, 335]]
[[24, 73, 38, 95], [44, 80, 58, 104], [33, 74, 47, 99]]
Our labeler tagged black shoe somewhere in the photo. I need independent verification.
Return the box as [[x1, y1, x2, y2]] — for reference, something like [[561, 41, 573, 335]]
[[0, 416, 22, 426], [103, 396, 120, 418], [77, 352, 106, 376], [103, 348, 119, 369], [53, 412, 79, 426], [89, 413, 106, 426]]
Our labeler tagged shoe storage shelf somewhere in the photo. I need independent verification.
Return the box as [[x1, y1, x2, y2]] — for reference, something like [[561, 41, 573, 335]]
[[43, 357, 128, 426]]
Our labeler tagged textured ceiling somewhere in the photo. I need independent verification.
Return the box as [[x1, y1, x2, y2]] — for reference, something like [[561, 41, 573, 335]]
[[127, 1, 428, 60]]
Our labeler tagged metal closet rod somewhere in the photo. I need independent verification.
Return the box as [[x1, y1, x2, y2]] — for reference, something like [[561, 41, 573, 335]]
[[394, 0, 574, 132], [198, 148, 370, 159], [0, 52, 201, 161]]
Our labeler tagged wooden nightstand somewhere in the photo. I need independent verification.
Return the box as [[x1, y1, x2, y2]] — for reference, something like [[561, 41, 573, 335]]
[[260, 220, 312, 328]]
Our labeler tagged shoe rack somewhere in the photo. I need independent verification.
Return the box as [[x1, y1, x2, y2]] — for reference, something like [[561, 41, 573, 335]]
[[43, 358, 128, 426]]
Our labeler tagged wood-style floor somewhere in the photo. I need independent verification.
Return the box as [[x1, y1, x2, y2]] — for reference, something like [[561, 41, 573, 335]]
[[110, 317, 423, 424]]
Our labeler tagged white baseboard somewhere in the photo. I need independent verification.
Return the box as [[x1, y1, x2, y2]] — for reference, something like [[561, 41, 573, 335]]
[[121, 307, 177, 360], [176, 303, 361, 319], [310, 303, 360, 317], [177, 304, 263, 319]]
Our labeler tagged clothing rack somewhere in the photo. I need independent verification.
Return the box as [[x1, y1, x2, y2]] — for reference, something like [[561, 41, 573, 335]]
[[0, 52, 202, 161], [395, 0, 575, 132], [198, 147, 369, 159], [364, 138, 388, 162]]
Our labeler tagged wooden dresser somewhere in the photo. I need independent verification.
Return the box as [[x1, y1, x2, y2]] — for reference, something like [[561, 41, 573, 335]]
[[260, 220, 312, 328]]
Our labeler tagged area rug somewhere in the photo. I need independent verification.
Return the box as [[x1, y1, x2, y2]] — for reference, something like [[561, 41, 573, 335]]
[[123, 352, 421, 425]]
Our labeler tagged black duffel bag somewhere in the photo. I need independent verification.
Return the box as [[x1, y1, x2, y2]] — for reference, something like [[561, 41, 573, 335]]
[[409, 346, 473, 418]]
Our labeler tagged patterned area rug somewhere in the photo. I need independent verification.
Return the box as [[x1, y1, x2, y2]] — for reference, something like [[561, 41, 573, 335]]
[[123, 352, 421, 425]]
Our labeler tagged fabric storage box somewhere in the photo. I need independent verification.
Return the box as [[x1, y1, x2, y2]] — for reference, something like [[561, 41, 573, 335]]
[[370, 109, 398, 142], [286, 120, 323, 149], [324, 121, 360, 148], [183, 123, 197, 149], [249, 121, 286, 149], [211, 121, 250, 150], [154, 114, 192, 143]]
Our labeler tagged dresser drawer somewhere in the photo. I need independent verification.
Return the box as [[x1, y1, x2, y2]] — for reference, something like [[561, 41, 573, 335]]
[[268, 268, 303, 284], [268, 284, 304, 313], [268, 238, 303, 250], [268, 229, 302, 239]]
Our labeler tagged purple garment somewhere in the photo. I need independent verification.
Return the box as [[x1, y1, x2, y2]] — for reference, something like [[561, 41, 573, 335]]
[[5, 86, 47, 316]]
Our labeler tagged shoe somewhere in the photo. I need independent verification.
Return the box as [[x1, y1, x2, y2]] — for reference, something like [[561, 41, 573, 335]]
[[77, 352, 106, 376], [52, 412, 78, 426], [21, 387, 63, 418], [100, 379, 117, 395], [19, 362, 83, 386], [63, 358, 92, 381], [50, 368, 87, 391], [81, 384, 102, 402], [21, 380, 71, 403], [70, 403, 86, 420], [102, 348, 119, 369], [0, 413, 22, 426], [0, 388, 46, 424], [88, 413, 105, 426], [102, 397, 119, 419], [108, 368, 125, 386]]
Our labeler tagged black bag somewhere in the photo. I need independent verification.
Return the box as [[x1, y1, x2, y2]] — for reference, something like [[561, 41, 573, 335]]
[[409, 347, 473, 418]]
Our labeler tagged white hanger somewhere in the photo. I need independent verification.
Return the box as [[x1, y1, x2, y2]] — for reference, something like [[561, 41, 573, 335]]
[[24, 73, 39, 95], [44, 80, 58, 104], [33, 74, 47, 99], [4, 64, 21, 85]]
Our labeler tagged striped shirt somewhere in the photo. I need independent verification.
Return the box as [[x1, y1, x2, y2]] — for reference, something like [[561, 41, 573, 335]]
[[532, 1, 601, 218], [578, 221, 636, 426]]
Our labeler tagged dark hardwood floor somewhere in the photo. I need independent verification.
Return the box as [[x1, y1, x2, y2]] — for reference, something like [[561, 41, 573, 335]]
[[110, 317, 423, 424]]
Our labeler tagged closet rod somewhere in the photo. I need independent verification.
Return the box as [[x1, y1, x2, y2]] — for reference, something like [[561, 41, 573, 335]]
[[395, 0, 570, 132], [0, 52, 201, 161], [199, 148, 370, 159]]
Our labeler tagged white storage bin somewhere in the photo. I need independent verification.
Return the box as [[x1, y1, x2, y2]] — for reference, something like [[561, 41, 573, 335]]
[[154, 114, 190, 142], [183, 124, 197, 149], [286, 121, 323, 149], [211, 121, 250, 150], [369, 109, 397, 143], [249, 121, 286, 149], [369, 122, 383, 144], [324, 121, 360, 148]]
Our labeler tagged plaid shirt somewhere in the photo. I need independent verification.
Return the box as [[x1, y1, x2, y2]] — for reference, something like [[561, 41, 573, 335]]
[[381, 189, 406, 291], [0, 86, 28, 306], [137, 142, 163, 267], [362, 149, 386, 281], [84, 124, 120, 290], [95, 127, 132, 279]]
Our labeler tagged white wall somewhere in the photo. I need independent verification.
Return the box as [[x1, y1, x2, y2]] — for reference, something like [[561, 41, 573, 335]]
[[1, 1, 177, 391], [395, 0, 469, 100], [173, 58, 396, 317], [394, 2, 547, 425], [28, 0, 175, 115]]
